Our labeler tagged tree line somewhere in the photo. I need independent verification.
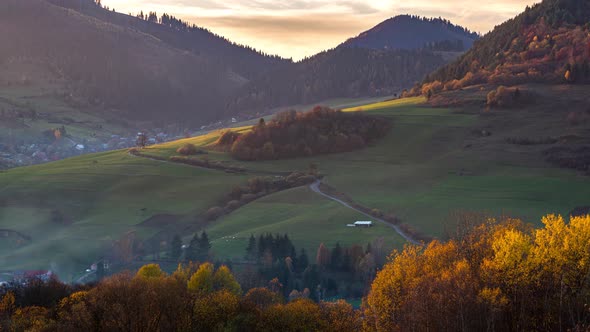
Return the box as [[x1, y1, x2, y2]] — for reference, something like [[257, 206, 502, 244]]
[[0, 262, 359, 331]]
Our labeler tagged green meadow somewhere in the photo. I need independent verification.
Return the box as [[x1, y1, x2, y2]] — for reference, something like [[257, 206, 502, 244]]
[[1, 86, 589, 277]]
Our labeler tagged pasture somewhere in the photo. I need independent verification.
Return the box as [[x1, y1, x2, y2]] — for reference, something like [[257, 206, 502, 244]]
[[2, 84, 589, 276]]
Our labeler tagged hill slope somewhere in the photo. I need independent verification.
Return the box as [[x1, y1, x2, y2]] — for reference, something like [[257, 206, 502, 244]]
[[227, 16, 478, 114], [0, 0, 249, 125], [422, 0, 590, 89], [341, 15, 479, 51], [226, 47, 446, 114], [3, 86, 590, 275], [47, 0, 289, 80]]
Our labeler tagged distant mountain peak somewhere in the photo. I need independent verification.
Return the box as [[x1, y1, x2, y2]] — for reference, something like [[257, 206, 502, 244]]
[[340, 15, 480, 52]]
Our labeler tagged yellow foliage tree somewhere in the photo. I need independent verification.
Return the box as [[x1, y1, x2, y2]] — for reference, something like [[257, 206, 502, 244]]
[[213, 265, 242, 295], [187, 262, 214, 293], [136, 263, 166, 279], [192, 290, 240, 331]]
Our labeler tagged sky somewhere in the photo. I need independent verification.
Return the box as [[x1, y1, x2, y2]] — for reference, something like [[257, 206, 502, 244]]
[[100, 0, 540, 60]]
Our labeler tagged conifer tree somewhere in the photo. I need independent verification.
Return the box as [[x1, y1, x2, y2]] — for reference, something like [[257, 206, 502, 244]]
[[170, 235, 182, 261]]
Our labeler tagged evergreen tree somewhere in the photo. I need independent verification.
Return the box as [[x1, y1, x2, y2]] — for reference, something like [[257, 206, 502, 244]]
[[186, 233, 200, 262], [257, 234, 266, 259], [289, 245, 298, 269], [245, 234, 257, 260], [298, 248, 309, 271], [331, 242, 343, 270], [170, 235, 182, 261], [198, 231, 211, 261]]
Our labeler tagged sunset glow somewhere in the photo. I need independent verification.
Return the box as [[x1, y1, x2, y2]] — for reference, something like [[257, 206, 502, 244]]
[[100, 0, 540, 60]]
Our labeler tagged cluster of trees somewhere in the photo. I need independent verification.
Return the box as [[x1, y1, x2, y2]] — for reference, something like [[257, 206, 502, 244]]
[[245, 234, 387, 301], [184, 231, 212, 263], [485, 86, 532, 109], [544, 145, 590, 175], [221, 107, 391, 160], [1, 214, 588, 331], [420, 0, 590, 92], [0, 262, 361, 331], [364, 214, 590, 331]]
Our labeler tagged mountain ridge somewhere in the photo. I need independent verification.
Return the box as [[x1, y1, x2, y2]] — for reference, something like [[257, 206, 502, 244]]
[[340, 15, 479, 51]]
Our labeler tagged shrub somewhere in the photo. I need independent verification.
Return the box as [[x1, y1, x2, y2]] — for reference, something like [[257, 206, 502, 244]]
[[487, 86, 526, 108], [176, 143, 198, 156], [240, 194, 258, 204], [205, 207, 224, 221], [225, 200, 242, 211], [217, 130, 241, 147], [371, 209, 384, 218]]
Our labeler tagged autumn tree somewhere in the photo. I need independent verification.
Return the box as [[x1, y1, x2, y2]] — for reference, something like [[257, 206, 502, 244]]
[[213, 265, 242, 295], [136, 263, 166, 279], [364, 215, 590, 331], [187, 262, 214, 294], [316, 243, 331, 268]]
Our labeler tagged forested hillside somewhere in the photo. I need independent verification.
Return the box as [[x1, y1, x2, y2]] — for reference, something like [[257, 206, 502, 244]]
[[421, 0, 590, 92], [48, 0, 290, 80], [0, 0, 293, 128], [0, 0, 244, 124], [226, 47, 446, 114], [341, 15, 479, 51]]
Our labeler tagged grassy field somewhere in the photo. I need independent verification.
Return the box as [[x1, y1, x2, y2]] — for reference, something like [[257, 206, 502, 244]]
[[206, 187, 405, 261], [140, 85, 590, 237], [0, 150, 248, 278], [1, 84, 589, 278]]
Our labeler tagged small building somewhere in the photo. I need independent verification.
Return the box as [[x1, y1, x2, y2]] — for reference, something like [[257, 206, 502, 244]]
[[354, 221, 373, 227]]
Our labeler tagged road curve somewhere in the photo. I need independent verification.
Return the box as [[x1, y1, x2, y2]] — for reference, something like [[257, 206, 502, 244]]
[[130, 150, 422, 245], [309, 180, 421, 245]]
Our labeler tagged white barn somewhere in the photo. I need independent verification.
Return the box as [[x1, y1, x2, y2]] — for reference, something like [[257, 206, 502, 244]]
[[354, 221, 373, 227]]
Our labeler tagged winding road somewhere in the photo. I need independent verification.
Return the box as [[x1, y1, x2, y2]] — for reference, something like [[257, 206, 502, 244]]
[[310, 181, 421, 245], [131, 150, 422, 245]]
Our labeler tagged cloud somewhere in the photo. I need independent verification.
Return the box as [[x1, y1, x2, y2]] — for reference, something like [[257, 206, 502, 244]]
[[101, 0, 540, 60]]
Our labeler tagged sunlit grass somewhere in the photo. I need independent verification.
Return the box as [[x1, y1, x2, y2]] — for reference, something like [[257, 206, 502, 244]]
[[342, 96, 426, 112]]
